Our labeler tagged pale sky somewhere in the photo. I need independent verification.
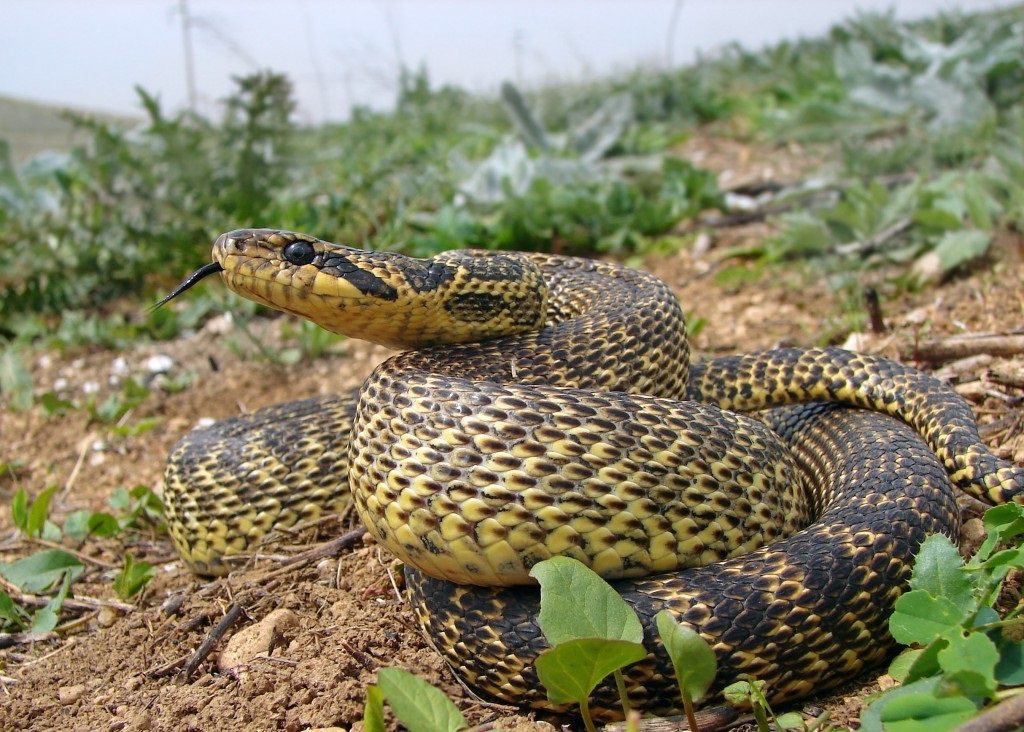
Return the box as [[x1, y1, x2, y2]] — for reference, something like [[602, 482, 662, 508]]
[[2, 0, 1016, 124]]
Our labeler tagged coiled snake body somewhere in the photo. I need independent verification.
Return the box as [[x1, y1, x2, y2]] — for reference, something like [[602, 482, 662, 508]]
[[162, 229, 1024, 718]]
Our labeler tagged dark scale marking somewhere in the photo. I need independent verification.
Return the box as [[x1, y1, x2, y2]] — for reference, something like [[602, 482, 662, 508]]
[[344, 268, 399, 301]]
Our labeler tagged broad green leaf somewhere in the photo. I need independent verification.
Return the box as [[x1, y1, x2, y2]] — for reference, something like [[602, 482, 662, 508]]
[[363, 685, 386, 732], [530, 557, 643, 645], [860, 678, 942, 732], [909, 534, 975, 614], [944, 669, 996, 699], [889, 590, 966, 645], [932, 230, 992, 275], [27, 486, 58, 538], [0, 550, 84, 593], [40, 392, 75, 416], [31, 571, 72, 634], [535, 638, 646, 705], [902, 637, 946, 684], [64, 511, 120, 541], [775, 711, 806, 730], [974, 504, 1024, 564], [879, 691, 977, 732], [113, 554, 155, 600], [11, 488, 28, 532], [377, 667, 467, 732], [937, 632, 998, 697], [654, 610, 717, 702], [0, 591, 29, 630], [888, 648, 923, 682], [912, 207, 961, 231], [995, 640, 1024, 685], [0, 346, 33, 412]]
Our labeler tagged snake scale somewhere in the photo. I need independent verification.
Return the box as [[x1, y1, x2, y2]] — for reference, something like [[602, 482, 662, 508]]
[[160, 228, 1024, 719]]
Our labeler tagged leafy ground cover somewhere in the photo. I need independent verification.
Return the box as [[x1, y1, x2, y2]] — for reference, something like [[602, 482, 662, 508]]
[[1, 5, 1023, 730]]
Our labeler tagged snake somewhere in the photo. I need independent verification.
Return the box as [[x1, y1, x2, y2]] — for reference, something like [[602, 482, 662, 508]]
[[159, 228, 1024, 719]]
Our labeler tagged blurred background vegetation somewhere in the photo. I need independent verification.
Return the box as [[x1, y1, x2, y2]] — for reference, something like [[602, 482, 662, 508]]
[[0, 5, 1021, 356]]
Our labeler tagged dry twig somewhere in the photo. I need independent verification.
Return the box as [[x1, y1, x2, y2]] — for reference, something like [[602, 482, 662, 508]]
[[182, 602, 248, 679]]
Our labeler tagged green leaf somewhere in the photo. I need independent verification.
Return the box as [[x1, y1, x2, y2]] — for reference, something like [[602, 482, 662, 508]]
[[889, 590, 967, 645], [0, 346, 33, 412], [112, 554, 155, 600], [377, 667, 467, 732], [26, 486, 58, 539], [535, 638, 646, 706], [0, 591, 30, 630], [654, 610, 717, 703], [62, 510, 122, 541], [909, 534, 975, 614], [879, 691, 977, 731], [31, 571, 72, 634], [40, 392, 75, 416], [932, 230, 992, 275], [860, 678, 942, 732], [912, 207, 961, 231], [995, 640, 1024, 685], [530, 557, 643, 645], [774, 711, 806, 730], [0, 550, 83, 593], [974, 504, 1024, 563], [363, 685, 386, 732], [937, 632, 998, 697], [889, 648, 924, 683], [11, 488, 28, 532], [903, 637, 946, 684]]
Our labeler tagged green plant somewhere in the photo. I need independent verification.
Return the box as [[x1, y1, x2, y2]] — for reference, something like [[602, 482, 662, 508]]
[[723, 680, 819, 731], [0, 484, 163, 632], [529, 556, 722, 730], [860, 504, 1024, 730], [363, 667, 467, 732], [112, 554, 155, 600]]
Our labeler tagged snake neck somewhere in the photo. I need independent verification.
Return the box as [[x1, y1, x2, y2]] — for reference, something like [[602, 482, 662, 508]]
[[212, 229, 549, 350]]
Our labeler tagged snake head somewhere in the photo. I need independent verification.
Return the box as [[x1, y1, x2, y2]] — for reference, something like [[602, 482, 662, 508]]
[[158, 228, 548, 350]]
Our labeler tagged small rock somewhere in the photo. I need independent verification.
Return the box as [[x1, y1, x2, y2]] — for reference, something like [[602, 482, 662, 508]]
[[145, 354, 174, 374], [122, 676, 143, 692], [840, 331, 871, 352], [53, 377, 69, 391], [97, 606, 119, 628], [196, 417, 216, 429], [306, 728, 347, 732], [961, 517, 986, 552], [82, 380, 100, 395], [58, 684, 86, 704], [111, 356, 129, 376], [203, 312, 234, 335], [218, 608, 300, 671], [876, 674, 897, 691]]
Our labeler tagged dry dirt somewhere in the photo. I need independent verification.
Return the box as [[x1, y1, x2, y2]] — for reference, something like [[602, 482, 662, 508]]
[[1, 137, 1023, 732]]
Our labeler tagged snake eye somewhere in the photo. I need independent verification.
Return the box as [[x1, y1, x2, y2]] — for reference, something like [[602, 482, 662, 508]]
[[283, 240, 316, 266]]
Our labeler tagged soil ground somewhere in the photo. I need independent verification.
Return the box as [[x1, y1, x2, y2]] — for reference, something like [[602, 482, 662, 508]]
[[1, 136, 1023, 731]]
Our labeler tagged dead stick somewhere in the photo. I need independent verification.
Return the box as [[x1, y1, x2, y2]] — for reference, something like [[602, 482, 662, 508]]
[[988, 368, 1024, 390], [144, 653, 190, 678], [182, 602, 247, 679], [906, 334, 1024, 364], [257, 528, 367, 580], [954, 692, 1024, 732], [7, 591, 135, 614], [0, 631, 57, 649]]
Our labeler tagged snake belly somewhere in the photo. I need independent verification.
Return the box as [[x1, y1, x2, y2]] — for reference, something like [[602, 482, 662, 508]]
[[162, 229, 1024, 719]]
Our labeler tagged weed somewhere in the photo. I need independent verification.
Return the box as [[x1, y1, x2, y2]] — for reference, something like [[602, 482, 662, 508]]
[[860, 504, 1024, 730]]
